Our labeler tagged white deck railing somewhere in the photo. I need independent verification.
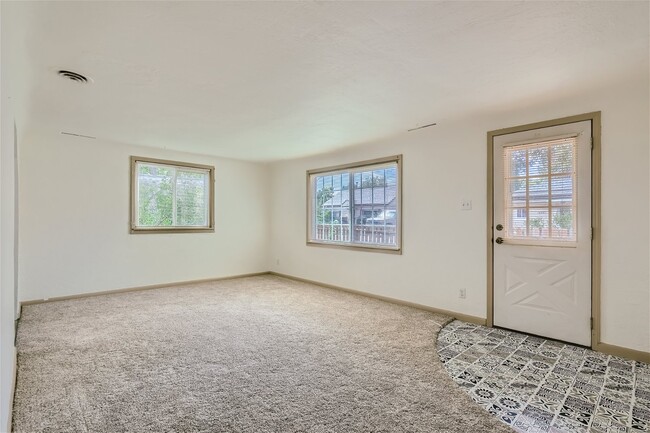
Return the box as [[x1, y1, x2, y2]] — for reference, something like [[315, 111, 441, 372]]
[[315, 224, 397, 245]]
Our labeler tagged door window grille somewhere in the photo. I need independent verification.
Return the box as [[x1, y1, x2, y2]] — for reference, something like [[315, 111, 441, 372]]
[[503, 137, 577, 242]]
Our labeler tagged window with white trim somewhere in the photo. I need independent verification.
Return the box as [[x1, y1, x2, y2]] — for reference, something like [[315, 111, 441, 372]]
[[131, 156, 214, 233], [307, 156, 401, 251]]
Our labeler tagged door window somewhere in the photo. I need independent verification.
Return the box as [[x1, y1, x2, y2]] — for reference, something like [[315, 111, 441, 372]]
[[503, 136, 577, 243]]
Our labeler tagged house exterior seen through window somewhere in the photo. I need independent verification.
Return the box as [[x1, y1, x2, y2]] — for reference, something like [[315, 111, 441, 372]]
[[503, 137, 577, 243], [307, 155, 401, 252], [130, 156, 214, 233]]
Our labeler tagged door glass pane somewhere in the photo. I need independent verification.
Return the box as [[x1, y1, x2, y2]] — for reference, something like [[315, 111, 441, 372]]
[[503, 137, 577, 243], [528, 208, 549, 238], [551, 207, 575, 240], [551, 176, 573, 206], [506, 208, 527, 238], [551, 143, 573, 174], [529, 177, 549, 206], [528, 146, 549, 176], [510, 149, 527, 177], [507, 179, 526, 207]]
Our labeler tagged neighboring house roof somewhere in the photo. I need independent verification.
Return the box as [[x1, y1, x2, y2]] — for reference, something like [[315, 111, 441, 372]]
[[510, 186, 573, 202], [322, 187, 397, 207]]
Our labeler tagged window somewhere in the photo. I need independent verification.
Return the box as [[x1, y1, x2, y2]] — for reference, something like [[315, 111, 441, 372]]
[[503, 136, 577, 243], [130, 156, 214, 233], [307, 155, 401, 252]]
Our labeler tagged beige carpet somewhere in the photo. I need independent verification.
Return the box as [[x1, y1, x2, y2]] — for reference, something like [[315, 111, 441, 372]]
[[13, 275, 513, 432]]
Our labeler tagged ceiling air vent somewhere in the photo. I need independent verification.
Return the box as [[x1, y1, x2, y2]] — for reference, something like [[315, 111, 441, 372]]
[[57, 70, 90, 83]]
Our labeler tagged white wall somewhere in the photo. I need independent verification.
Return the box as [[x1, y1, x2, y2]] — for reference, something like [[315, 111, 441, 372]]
[[1, 80, 18, 433], [19, 132, 269, 301], [1, 4, 20, 428], [269, 69, 650, 353]]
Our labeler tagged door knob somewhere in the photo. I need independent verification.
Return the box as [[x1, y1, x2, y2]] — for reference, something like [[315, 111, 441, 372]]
[[496, 224, 503, 231], [495, 237, 504, 244]]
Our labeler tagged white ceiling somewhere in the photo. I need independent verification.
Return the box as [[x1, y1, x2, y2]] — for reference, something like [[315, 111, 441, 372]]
[[4, 1, 649, 161]]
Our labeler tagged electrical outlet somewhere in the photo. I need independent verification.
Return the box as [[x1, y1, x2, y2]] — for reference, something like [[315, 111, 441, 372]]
[[461, 200, 472, 211], [459, 288, 466, 299]]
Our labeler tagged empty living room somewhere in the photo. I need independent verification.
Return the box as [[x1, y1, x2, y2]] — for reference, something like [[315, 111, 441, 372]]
[[1, 1, 649, 432]]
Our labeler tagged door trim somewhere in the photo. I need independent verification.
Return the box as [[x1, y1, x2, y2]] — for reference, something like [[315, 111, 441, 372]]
[[487, 111, 601, 349]]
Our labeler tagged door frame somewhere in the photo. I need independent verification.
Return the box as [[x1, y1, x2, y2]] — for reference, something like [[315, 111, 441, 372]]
[[487, 111, 601, 350]]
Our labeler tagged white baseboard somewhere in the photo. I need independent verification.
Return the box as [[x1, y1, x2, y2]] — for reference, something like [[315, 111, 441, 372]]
[[17, 271, 649, 365], [20, 272, 269, 306], [269, 271, 487, 325]]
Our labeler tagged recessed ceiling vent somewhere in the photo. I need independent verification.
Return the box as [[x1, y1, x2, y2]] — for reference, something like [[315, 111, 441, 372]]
[[57, 70, 90, 83]]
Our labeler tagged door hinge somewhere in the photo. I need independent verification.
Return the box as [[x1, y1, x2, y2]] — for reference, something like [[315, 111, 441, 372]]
[[590, 227, 593, 240], [590, 137, 594, 150], [590, 317, 594, 330]]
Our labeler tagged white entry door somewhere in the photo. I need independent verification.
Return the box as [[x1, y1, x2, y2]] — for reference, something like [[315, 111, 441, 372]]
[[493, 120, 592, 346]]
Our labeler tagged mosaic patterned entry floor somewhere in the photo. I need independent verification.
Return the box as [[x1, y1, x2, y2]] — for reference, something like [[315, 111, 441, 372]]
[[437, 320, 650, 433]]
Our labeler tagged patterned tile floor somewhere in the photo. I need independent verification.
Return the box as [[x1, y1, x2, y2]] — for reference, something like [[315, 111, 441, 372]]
[[437, 320, 650, 433]]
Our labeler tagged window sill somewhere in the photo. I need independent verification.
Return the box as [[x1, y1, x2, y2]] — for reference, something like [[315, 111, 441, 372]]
[[130, 227, 215, 234], [306, 240, 402, 254]]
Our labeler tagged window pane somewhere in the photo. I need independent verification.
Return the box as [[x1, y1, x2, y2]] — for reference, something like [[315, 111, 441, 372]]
[[385, 167, 397, 185], [372, 188, 385, 204], [373, 170, 385, 187], [176, 170, 208, 226], [355, 188, 373, 205], [353, 165, 397, 246], [137, 164, 174, 227], [133, 159, 213, 231], [333, 174, 341, 191], [361, 171, 371, 187], [310, 159, 399, 249], [312, 172, 351, 243], [385, 184, 397, 208], [324, 175, 333, 190], [315, 175, 335, 222]]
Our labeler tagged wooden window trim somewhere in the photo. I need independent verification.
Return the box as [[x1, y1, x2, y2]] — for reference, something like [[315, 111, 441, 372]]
[[130, 156, 215, 234], [306, 155, 402, 253]]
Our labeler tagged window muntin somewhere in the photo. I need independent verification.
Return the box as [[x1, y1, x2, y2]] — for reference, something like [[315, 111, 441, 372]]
[[308, 156, 401, 251], [131, 157, 214, 233], [503, 137, 577, 243]]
